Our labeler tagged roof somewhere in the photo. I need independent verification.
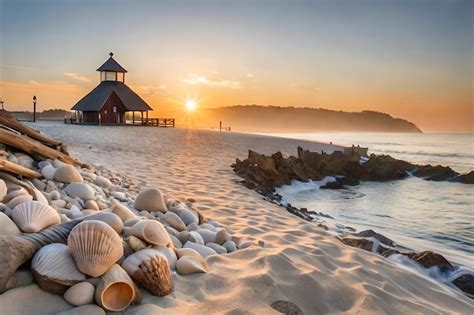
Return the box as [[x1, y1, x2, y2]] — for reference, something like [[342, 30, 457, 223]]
[[96, 53, 128, 73], [71, 81, 153, 111]]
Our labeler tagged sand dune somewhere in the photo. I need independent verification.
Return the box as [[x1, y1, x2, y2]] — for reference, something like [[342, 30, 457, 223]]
[[1, 123, 472, 314]]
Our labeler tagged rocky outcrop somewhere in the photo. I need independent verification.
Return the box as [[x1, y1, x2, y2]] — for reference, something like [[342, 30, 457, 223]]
[[403, 251, 454, 273]]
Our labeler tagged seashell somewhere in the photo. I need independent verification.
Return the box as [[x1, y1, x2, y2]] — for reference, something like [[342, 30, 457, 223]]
[[112, 203, 136, 222], [52, 159, 66, 168], [183, 241, 217, 258], [134, 188, 167, 213], [188, 231, 204, 245], [170, 235, 182, 248], [31, 243, 86, 294], [41, 165, 56, 180], [64, 183, 95, 200], [84, 199, 99, 211], [152, 245, 178, 271], [126, 235, 147, 252], [186, 222, 198, 232], [0, 179, 7, 202], [176, 255, 208, 275], [131, 220, 171, 246], [223, 240, 238, 252], [95, 264, 136, 311], [81, 209, 98, 216], [12, 201, 60, 233], [60, 214, 71, 223], [196, 229, 216, 243], [64, 282, 95, 306], [0, 212, 21, 235], [121, 249, 172, 296], [95, 176, 112, 188], [163, 212, 186, 231], [206, 242, 227, 254], [4, 187, 29, 203], [30, 185, 49, 205], [55, 165, 83, 183], [175, 247, 204, 260], [179, 209, 198, 226], [84, 212, 123, 234], [215, 228, 231, 245], [68, 220, 123, 277], [7, 194, 33, 209]]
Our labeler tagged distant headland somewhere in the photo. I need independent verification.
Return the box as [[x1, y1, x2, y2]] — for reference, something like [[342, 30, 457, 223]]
[[203, 105, 422, 133]]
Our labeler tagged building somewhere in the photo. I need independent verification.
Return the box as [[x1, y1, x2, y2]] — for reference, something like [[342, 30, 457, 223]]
[[71, 53, 153, 124]]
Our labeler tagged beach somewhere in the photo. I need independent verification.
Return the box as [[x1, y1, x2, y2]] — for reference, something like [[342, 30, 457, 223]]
[[0, 122, 471, 314]]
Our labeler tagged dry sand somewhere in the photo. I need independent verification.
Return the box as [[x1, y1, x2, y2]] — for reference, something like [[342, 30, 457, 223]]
[[1, 123, 472, 314]]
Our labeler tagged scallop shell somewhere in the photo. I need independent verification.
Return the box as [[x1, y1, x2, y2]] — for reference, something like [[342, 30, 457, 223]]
[[134, 188, 167, 213], [68, 220, 123, 277], [130, 220, 171, 246], [176, 255, 208, 275], [31, 243, 86, 294], [12, 201, 60, 233], [95, 264, 136, 311], [152, 245, 178, 271], [121, 249, 173, 296], [83, 212, 123, 234], [54, 165, 83, 183]]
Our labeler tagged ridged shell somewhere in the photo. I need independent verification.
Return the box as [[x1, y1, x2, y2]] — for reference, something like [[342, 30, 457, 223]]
[[31, 243, 86, 294], [130, 220, 171, 246], [12, 201, 60, 233], [152, 245, 178, 271], [68, 220, 123, 277], [176, 255, 208, 275], [83, 212, 123, 234], [95, 264, 135, 311], [134, 188, 167, 213], [121, 249, 173, 296]]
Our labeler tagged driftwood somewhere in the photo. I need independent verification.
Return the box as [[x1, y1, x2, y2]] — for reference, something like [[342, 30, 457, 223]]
[[0, 158, 41, 178], [0, 128, 85, 167], [0, 110, 61, 147]]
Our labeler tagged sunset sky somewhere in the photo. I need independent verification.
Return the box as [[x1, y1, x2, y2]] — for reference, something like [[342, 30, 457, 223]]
[[0, 0, 472, 132]]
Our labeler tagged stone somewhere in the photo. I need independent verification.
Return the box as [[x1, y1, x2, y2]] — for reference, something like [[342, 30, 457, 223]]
[[215, 228, 231, 245], [188, 231, 204, 245], [271, 300, 303, 315], [56, 305, 105, 315], [95, 176, 113, 188], [163, 212, 186, 231], [186, 222, 198, 231], [353, 229, 395, 247], [223, 240, 238, 253], [0, 179, 7, 202], [64, 282, 95, 306], [179, 209, 198, 226], [404, 251, 454, 273], [0, 212, 21, 235], [452, 274, 474, 297], [341, 237, 374, 252], [41, 165, 56, 180], [64, 183, 95, 200], [196, 229, 216, 243], [183, 241, 217, 258], [84, 200, 99, 211], [205, 242, 227, 254], [134, 188, 167, 213], [458, 171, 474, 184], [54, 165, 83, 183]]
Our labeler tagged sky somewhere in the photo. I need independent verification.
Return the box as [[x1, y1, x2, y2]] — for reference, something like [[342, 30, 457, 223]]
[[0, 0, 472, 132]]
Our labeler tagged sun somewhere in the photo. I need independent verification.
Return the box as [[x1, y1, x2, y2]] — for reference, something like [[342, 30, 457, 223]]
[[185, 99, 197, 111]]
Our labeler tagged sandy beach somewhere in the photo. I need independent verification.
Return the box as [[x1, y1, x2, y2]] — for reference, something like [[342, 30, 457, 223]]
[[0, 122, 471, 314]]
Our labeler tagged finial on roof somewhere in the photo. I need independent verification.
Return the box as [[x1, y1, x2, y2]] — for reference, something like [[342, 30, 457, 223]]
[[109, 52, 114, 57]]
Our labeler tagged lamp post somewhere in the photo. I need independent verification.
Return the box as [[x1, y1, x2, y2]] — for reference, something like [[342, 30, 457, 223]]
[[32, 95, 37, 122]]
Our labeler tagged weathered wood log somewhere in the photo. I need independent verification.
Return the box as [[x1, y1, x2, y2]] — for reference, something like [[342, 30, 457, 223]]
[[0, 110, 62, 147], [0, 158, 41, 178], [0, 128, 85, 167]]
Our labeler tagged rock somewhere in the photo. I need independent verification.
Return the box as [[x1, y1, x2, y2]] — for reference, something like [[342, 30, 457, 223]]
[[196, 229, 216, 243], [134, 188, 167, 213], [186, 222, 198, 231], [458, 171, 474, 184], [41, 165, 56, 180], [54, 165, 83, 183], [179, 209, 198, 226], [452, 274, 474, 297], [404, 251, 454, 273], [64, 282, 95, 306], [170, 235, 182, 248], [215, 229, 231, 245], [176, 255, 208, 275], [163, 212, 186, 231], [84, 200, 99, 211], [124, 304, 165, 315], [0, 212, 21, 235], [341, 237, 374, 252], [353, 229, 395, 247], [205, 242, 227, 254], [321, 180, 345, 190], [223, 240, 238, 252], [413, 165, 458, 181], [0, 179, 7, 202], [238, 241, 255, 249], [52, 199, 68, 208], [271, 300, 303, 315], [188, 231, 204, 245], [64, 183, 95, 200], [177, 231, 190, 244], [56, 305, 106, 315], [95, 176, 113, 188], [111, 203, 136, 221], [183, 241, 217, 258], [112, 191, 127, 201]]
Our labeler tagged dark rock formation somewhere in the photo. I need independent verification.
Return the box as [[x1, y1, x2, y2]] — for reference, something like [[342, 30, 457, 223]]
[[458, 171, 474, 184], [353, 229, 395, 247], [404, 251, 454, 273], [452, 274, 474, 297], [340, 237, 374, 252]]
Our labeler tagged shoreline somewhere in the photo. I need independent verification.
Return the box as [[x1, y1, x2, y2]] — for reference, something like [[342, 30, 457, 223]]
[[2, 121, 471, 314]]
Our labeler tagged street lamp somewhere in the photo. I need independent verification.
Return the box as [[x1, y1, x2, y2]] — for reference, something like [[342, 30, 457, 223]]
[[32, 95, 37, 122]]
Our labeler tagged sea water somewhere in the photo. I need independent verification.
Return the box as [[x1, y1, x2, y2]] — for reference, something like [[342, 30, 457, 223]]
[[266, 133, 474, 267]]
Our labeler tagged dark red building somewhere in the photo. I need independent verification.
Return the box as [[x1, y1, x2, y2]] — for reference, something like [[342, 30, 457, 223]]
[[71, 53, 152, 124]]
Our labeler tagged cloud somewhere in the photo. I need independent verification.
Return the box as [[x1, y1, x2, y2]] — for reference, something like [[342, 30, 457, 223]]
[[64, 72, 91, 82], [129, 84, 167, 96], [289, 83, 319, 93], [182, 74, 241, 89]]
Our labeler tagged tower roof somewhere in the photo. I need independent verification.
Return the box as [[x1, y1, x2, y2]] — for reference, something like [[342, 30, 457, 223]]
[[96, 52, 128, 73]]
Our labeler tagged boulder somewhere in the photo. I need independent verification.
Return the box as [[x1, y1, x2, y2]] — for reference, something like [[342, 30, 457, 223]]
[[404, 251, 454, 273]]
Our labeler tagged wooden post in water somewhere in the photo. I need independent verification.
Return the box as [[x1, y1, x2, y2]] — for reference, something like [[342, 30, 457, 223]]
[[219, 121, 222, 131]]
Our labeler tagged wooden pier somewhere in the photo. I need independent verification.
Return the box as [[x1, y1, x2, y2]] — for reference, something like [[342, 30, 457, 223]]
[[65, 117, 175, 127]]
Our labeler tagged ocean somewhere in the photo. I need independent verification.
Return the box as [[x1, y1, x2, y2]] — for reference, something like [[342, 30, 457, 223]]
[[264, 132, 473, 267]]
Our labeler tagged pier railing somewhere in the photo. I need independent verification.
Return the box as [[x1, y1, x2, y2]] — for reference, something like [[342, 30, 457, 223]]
[[64, 117, 175, 127]]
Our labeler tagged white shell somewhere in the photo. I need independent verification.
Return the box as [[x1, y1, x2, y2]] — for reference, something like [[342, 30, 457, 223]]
[[31, 243, 86, 291], [64, 183, 95, 200], [54, 165, 83, 183], [134, 188, 167, 213], [176, 255, 208, 275], [183, 241, 217, 258], [130, 220, 171, 246], [68, 220, 123, 277], [11, 201, 60, 233], [0, 212, 21, 235]]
